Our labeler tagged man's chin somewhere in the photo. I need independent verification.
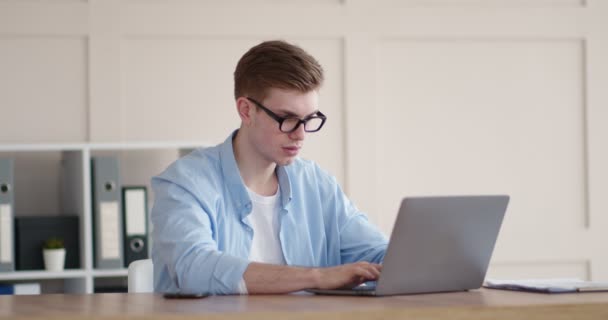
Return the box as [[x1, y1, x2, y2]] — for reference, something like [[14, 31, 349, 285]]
[[276, 157, 297, 166]]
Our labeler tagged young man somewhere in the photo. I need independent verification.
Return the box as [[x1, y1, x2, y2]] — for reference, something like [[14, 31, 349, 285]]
[[151, 40, 387, 295]]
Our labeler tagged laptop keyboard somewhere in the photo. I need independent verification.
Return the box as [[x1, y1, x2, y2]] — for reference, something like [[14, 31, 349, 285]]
[[353, 281, 377, 291]]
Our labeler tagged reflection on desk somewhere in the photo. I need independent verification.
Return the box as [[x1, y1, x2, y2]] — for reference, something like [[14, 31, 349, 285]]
[[1, 288, 607, 319]]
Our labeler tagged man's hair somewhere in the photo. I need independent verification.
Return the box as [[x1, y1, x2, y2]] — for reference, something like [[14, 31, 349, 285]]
[[234, 40, 324, 100]]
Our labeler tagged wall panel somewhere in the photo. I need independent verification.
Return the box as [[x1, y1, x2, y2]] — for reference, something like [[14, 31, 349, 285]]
[[0, 36, 87, 142], [374, 39, 587, 260], [376, 0, 585, 7], [488, 260, 589, 280]]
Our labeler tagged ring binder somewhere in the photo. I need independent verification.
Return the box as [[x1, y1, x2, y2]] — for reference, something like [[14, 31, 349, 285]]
[[91, 157, 124, 269], [122, 186, 149, 267], [0, 158, 15, 272]]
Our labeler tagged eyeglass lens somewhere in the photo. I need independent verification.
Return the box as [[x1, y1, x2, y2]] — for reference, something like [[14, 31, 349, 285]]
[[281, 117, 324, 133]]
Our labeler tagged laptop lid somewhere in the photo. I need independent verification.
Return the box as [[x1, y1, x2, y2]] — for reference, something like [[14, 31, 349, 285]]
[[307, 195, 509, 296], [374, 195, 509, 296]]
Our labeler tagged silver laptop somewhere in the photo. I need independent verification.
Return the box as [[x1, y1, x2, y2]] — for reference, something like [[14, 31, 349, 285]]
[[309, 195, 509, 296]]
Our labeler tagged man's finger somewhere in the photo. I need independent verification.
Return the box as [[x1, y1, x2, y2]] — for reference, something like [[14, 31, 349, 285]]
[[369, 267, 381, 278]]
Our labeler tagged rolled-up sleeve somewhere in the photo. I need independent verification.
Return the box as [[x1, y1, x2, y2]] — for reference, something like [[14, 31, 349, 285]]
[[151, 177, 250, 295], [333, 182, 388, 264]]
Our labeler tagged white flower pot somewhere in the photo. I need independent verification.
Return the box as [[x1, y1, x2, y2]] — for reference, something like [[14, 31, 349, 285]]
[[43, 248, 66, 272]]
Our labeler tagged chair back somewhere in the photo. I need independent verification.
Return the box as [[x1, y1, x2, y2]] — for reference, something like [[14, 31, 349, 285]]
[[127, 259, 154, 293]]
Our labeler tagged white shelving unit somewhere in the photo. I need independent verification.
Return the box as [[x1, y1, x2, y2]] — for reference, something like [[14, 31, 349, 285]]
[[0, 142, 206, 294]]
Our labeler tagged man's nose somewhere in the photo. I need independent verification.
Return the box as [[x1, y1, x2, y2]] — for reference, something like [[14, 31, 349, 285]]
[[289, 123, 306, 140]]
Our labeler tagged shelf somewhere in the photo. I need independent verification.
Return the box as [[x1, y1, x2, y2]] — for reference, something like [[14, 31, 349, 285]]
[[0, 142, 190, 293], [92, 269, 128, 278], [88, 141, 208, 150], [0, 144, 86, 152], [0, 142, 208, 152], [0, 270, 87, 281]]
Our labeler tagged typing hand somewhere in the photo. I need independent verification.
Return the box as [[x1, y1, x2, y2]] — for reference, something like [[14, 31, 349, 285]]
[[314, 261, 382, 290]]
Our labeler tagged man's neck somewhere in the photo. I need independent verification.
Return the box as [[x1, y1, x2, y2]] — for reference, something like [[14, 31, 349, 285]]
[[233, 130, 279, 196]]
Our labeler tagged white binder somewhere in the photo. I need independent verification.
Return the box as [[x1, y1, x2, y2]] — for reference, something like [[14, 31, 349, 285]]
[[122, 186, 149, 267]]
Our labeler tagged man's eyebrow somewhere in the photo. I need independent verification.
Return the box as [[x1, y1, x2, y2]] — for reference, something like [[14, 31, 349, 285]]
[[277, 109, 320, 118]]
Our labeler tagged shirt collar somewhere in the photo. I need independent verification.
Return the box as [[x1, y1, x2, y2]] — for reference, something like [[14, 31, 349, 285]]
[[276, 165, 292, 208], [219, 130, 293, 213]]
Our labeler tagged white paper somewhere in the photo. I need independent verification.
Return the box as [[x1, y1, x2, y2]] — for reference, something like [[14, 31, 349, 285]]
[[14, 283, 41, 295], [0, 204, 12, 263], [125, 189, 146, 235], [100, 201, 120, 259], [484, 278, 608, 293]]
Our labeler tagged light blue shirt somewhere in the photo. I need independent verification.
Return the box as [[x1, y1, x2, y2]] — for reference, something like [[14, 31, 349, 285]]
[[151, 131, 388, 295]]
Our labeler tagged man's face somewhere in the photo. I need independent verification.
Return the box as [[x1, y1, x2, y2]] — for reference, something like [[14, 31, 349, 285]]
[[247, 88, 320, 166]]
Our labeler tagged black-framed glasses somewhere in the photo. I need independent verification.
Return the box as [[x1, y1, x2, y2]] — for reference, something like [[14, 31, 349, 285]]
[[246, 97, 327, 133]]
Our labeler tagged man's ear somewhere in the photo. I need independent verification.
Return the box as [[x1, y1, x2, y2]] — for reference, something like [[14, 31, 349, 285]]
[[236, 97, 254, 125]]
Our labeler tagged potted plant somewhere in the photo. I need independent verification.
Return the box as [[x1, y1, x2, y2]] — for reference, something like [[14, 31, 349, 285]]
[[43, 237, 66, 272]]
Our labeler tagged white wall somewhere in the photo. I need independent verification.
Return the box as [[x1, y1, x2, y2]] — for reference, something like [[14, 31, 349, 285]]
[[1, 0, 607, 281]]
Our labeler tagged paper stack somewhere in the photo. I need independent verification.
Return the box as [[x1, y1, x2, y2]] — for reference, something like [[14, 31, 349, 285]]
[[484, 278, 608, 293]]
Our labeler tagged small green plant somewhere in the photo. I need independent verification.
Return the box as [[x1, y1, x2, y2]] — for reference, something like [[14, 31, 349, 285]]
[[43, 237, 64, 250]]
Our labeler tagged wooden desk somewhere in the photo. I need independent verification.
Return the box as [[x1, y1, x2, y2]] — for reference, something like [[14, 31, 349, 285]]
[[1, 289, 607, 319]]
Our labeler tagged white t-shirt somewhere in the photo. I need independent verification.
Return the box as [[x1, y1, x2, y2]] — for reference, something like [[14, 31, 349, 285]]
[[246, 186, 286, 265], [237, 186, 285, 294]]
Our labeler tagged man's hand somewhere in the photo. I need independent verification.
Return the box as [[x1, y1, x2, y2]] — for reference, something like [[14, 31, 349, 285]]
[[243, 261, 382, 294], [313, 261, 382, 289]]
